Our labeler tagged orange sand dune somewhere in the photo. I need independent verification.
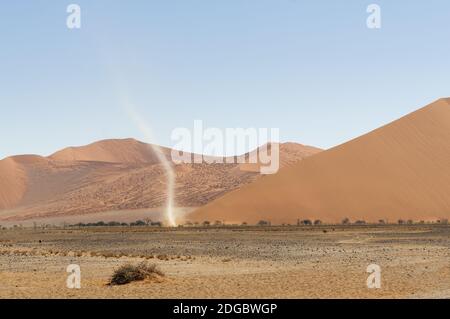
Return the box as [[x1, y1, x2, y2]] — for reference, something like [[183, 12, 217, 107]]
[[0, 157, 27, 209], [0, 139, 319, 222], [190, 98, 450, 224], [238, 142, 322, 173], [50, 138, 171, 164]]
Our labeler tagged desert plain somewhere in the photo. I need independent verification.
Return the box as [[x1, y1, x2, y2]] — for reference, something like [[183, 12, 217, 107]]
[[0, 224, 448, 299]]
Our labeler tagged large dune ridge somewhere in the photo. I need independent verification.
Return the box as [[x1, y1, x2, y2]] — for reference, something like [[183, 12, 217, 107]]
[[49, 138, 171, 164], [190, 98, 450, 224], [0, 139, 320, 222]]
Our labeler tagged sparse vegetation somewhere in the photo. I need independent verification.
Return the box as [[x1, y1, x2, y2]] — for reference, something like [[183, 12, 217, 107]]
[[130, 220, 146, 227], [107, 221, 121, 227], [69, 220, 162, 228], [109, 262, 164, 285]]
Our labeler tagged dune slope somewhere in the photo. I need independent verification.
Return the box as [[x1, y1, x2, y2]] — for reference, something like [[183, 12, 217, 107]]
[[0, 157, 27, 209], [190, 98, 450, 224]]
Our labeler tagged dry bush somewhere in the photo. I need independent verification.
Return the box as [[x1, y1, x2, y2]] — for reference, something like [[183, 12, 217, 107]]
[[109, 262, 164, 285]]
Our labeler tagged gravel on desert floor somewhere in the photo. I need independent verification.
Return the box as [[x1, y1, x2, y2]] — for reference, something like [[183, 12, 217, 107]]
[[0, 225, 449, 298]]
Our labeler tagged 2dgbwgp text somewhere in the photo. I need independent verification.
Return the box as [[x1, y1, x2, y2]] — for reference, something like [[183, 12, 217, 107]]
[[173, 303, 278, 317]]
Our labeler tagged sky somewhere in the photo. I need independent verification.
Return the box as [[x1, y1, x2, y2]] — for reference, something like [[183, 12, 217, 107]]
[[1, 0, 450, 159]]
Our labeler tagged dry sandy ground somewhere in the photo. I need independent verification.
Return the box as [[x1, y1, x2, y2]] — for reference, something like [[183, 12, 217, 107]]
[[0, 225, 448, 298]]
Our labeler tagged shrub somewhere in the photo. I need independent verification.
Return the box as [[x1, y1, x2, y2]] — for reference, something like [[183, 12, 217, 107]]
[[407, 220, 414, 225], [299, 219, 312, 225], [107, 221, 121, 227], [398, 219, 405, 225], [257, 220, 270, 226], [109, 262, 164, 285], [355, 220, 366, 225], [342, 218, 350, 225], [313, 220, 322, 225], [202, 221, 211, 226], [378, 219, 386, 224], [134, 220, 146, 226], [214, 220, 223, 226]]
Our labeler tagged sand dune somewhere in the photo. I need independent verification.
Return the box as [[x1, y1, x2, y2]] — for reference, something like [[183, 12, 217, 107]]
[[0, 158, 27, 209], [238, 142, 322, 173], [190, 98, 450, 224], [0, 139, 319, 222], [50, 138, 170, 164]]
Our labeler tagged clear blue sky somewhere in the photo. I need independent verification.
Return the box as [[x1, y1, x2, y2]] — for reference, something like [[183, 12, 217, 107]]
[[1, 0, 450, 159]]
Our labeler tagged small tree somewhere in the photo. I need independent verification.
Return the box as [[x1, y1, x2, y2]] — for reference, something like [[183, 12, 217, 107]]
[[300, 219, 312, 226], [257, 220, 269, 226]]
